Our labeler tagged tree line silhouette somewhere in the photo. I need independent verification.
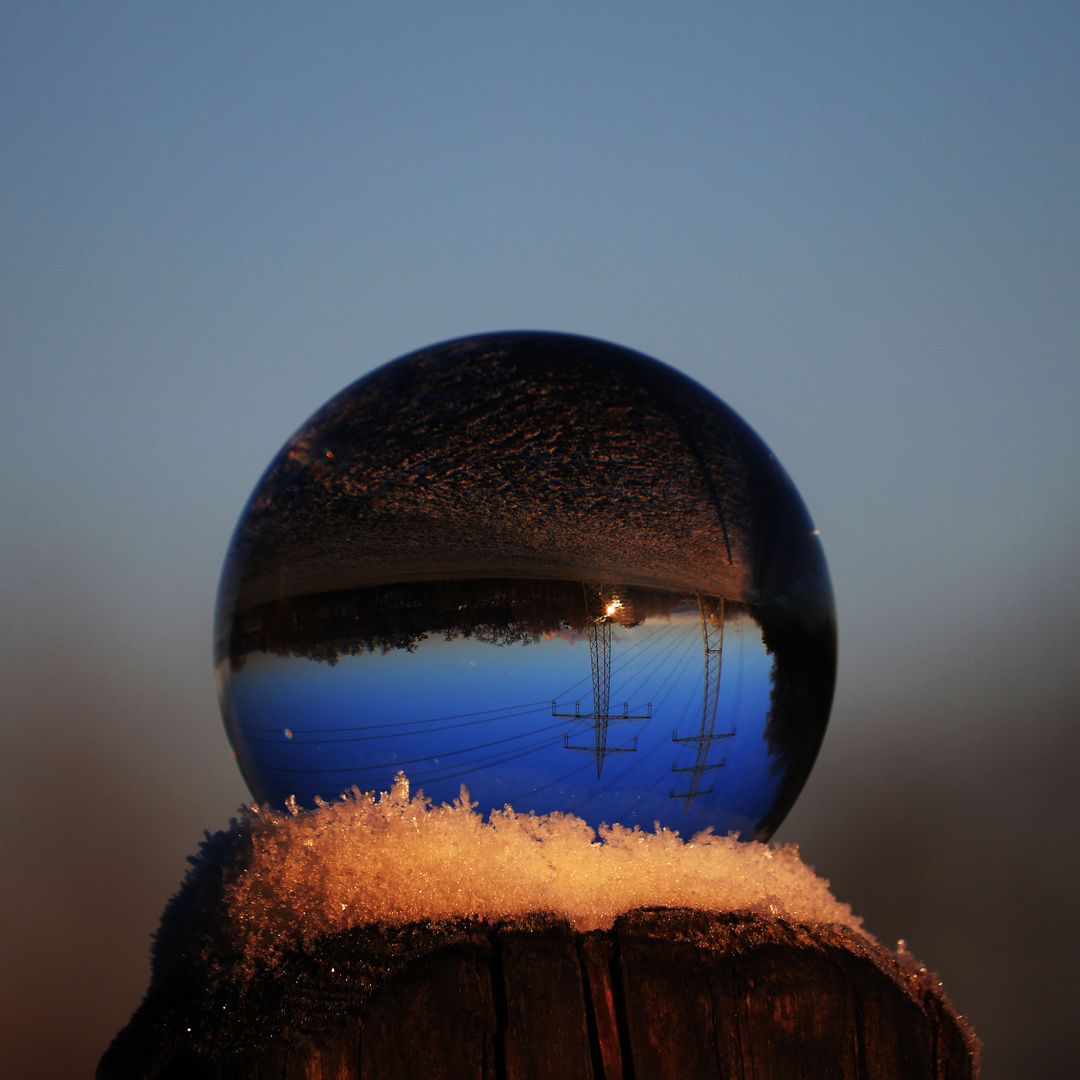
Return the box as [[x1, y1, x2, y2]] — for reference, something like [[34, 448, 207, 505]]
[[225, 578, 708, 670]]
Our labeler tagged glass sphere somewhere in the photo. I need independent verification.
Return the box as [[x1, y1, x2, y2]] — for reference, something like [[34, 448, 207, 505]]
[[215, 332, 836, 841]]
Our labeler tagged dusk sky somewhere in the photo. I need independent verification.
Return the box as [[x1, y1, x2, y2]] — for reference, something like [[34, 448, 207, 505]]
[[2, 5, 1077, 1078]]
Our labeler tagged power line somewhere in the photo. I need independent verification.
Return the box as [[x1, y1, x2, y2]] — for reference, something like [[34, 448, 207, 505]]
[[554, 584, 651, 777], [670, 597, 734, 810]]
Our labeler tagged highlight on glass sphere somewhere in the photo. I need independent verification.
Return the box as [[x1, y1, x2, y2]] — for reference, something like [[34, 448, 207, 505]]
[[214, 331, 836, 841]]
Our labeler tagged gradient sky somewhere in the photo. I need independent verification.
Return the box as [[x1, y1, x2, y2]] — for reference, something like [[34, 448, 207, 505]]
[[2, 5, 1077, 1078]]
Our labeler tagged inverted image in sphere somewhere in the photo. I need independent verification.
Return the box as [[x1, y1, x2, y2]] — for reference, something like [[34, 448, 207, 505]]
[[215, 331, 836, 841]]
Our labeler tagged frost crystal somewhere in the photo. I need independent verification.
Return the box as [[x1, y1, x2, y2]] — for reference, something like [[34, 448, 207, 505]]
[[186, 774, 862, 980]]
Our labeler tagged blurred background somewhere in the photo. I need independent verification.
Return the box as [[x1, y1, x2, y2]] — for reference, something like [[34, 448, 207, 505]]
[[1, 4, 1076, 1077]]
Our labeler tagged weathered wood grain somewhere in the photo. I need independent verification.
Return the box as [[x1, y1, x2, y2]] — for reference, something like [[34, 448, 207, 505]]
[[498, 922, 595, 1080], [98, 910, 978, 1079]]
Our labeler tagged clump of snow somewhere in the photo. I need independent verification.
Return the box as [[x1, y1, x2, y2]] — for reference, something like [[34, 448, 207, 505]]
[[208, 774, 863, 976]]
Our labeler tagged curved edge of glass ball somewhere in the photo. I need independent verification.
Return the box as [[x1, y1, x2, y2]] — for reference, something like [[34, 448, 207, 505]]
[[214, 331, 837, 841]]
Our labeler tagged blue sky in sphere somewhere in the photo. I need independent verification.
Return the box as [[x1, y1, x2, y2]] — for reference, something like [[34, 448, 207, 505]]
[[222, 608, 776, 836], [1, 4, 1078, 1076]]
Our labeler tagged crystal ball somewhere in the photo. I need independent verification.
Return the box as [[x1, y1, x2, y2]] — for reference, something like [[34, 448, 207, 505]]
[[215, 331, 836, 841]]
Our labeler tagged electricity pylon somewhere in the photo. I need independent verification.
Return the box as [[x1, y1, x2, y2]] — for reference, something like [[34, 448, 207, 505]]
[[553, 583, 650, 777], [670, 596, 734, 810]]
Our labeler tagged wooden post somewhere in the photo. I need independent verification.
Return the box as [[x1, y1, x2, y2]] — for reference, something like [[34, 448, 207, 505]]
[[98, 908, 977, 1079]]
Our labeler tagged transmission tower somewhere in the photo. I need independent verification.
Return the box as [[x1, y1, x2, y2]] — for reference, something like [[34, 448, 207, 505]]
[[553, 583, 650, 777], [670, 596, 734, 810]]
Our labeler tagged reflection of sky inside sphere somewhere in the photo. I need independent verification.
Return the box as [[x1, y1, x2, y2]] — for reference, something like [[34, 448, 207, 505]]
[[215, 332, 837, 840], [221, 604, 778, 837]]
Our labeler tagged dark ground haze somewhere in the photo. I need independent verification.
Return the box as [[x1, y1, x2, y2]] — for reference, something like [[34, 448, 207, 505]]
[[775, 561, 1080, 1080], [2, 543, 1077, 1079]]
